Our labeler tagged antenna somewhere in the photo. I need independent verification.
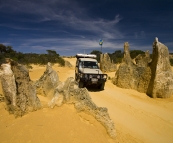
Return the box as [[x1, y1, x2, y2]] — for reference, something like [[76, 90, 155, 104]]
[[99, 39, 103, 53], [83, 49, 85, 73]]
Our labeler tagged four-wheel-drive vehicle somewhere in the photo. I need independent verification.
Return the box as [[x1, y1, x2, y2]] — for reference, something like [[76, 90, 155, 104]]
[[75, 54, 107, 90]]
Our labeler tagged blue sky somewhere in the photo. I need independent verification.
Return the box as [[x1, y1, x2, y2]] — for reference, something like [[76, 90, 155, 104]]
[[0, 0, 173, 56]]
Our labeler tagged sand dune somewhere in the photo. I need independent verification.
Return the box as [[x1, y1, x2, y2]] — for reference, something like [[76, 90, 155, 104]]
[[0, 58, 173, 143]]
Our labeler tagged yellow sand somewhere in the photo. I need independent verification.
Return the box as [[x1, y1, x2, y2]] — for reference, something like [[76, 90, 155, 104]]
[[0, 58, 173, 143]]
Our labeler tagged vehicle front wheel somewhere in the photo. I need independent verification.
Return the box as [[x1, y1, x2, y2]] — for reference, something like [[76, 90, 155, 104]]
[[98, 82, 105, 90], [79, 81, 84, 88]]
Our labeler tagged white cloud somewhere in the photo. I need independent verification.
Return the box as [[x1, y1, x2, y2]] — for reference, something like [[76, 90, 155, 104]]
[[17, 37, 124, 54], [63, 14, 123, 39], [0, 0, 124, 40], [2, 0, 148, 55], [0, 42, 11, 46]]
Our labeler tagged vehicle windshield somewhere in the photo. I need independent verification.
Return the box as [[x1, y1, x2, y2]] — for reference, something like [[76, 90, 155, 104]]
[[79, 61, 99, 69]]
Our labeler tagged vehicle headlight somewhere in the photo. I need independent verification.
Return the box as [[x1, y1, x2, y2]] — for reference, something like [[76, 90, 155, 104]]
[[89, 75, 92, 78], [103, 75, 107, 79], [97, 75, 100, 79], [84, 74, 88, 79], [80, 73, 83, 78]]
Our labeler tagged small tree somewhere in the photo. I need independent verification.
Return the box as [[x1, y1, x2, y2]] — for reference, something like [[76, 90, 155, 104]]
[[0, 44, 6, 54], [90, 50, 102, 62], [130, 50, 145, 59], [46, 50, 57, 56]]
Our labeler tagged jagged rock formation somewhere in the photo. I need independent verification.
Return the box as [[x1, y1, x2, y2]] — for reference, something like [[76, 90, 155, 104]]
[[0, 63, 17, 109], [100, 53, 117, 72], [36, 64, 116, 138], [0, 61, 41, 117], [65, 60, 72, 68], [113, 42, 151, 93], [50, 78, 116, 138], [35, 62, 59, 98], [146, 38, 173, 98], [11, 63, 41, 116], [135, 50, 152, 67], [113, 38, 173, 98]]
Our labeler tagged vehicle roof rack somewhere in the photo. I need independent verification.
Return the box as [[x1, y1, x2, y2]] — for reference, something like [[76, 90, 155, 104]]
[[76, 54, 97, 59]]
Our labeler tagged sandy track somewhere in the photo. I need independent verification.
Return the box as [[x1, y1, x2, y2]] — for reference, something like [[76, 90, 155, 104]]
[[65, 58, 173, 143], [89, 81, 173, 143]]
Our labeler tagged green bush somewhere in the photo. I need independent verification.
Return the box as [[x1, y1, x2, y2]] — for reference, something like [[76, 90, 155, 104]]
[[130, 50, 145, 59], [90, 50, 102, 62], [90, 49, 146, 64], [0, 44, 65, 66]]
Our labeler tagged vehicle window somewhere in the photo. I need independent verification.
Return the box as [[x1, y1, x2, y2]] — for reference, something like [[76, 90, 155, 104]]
[[79, 61, 99, 69]]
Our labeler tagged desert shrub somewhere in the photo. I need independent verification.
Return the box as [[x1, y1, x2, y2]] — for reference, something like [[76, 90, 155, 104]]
[[0, 44, 65, 66], [90, 50, 146, 64], [90, 50, 124, 64], [90, 50, 102, 62], [130, 50, 145, 59], [109, 50, 123, 64]]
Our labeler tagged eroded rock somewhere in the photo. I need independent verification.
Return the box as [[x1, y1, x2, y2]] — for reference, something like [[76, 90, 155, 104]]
[[0, 63, 17, 108], [135, 50, 152, 67], [100, 53, 117, 72], [11, 63, 41, 116], [49, 77, 116, 138], [35, 62, 59, 98], [146, 38, 173, 98], [113, 38, 173, 98], [0, 60, 41, 117], [36, 64, 116, 138], [113, 42, 151, 93]]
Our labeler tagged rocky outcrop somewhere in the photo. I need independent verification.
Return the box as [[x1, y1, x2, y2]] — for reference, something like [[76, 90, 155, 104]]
[[100, 53, 117, 72], [113, 42, 151, 93], [146, 38, 173, 98], [36, 64, 116, 138], [35, 62, 59, 98], [122, 42, 132, 65], [113, 38, 173, 98], [0, 63, 17, 109], [0, 61, 41, 117], [48, 77, 116, 138], [11, 64, 41, 116], [135, 50, 152, 67]]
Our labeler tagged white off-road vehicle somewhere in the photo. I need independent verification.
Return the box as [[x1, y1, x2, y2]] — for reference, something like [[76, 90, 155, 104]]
[[75, 54, 107, 90]]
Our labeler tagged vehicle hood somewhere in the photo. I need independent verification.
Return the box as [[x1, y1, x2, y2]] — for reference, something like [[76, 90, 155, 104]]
[[79, 68, 103, 74]]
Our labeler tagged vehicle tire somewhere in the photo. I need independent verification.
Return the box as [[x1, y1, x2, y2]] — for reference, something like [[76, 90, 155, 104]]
[[79, 81, 84, 88], [98, 82, 105, 90]]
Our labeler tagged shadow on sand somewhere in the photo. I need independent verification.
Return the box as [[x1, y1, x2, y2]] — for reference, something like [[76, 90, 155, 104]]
[[84, 85, 103, 92]]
